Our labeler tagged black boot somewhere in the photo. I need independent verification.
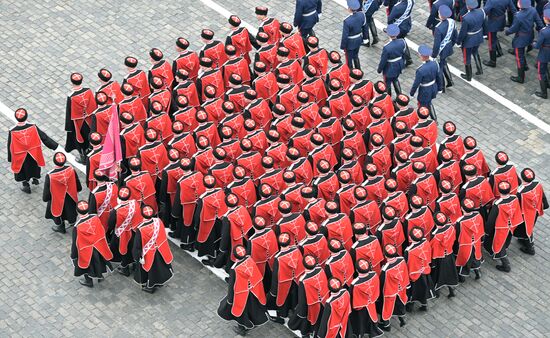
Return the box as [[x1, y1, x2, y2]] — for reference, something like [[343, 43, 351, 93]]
[[20, 181, 31, 194], [353, 57, 361, 71], [369, 20, 379, 45], [535, 80, 548, 99], [387, 83, 392, 97], [201, 257, 215, 266], [405, 302, 414, 312], [447, 287, 456, 298], [379, 320, 391, 332], [76, 150, 87, 164], [232, 324, 248, 336], [474, 269, 481, 280], [519, 239, 536, 255], [79, 275, 93, 288], [458, 275, 466, 283], [496, 41, 503, 57], [429, 103, 437, 121], [51, 221, 66, 234], [118, 265, 131, 276], [399, 316, 407, 327], [32, 178, 39, 185], [443, 64, 453, 87], [483, 51, 497, 67], [510, 68, 525, 83], [460, 64, 472, 81], [474, 54, 483, 75], [404, 44, 413, 66], [393, 79, 402, 95], [496, 257, 511, 272]]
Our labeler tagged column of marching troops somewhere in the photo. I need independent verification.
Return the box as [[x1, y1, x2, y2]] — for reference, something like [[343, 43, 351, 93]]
[[5, 2, 550, 338]]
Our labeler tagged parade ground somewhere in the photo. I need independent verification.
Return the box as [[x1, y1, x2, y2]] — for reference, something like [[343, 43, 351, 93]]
[[1, 0, 550, 337]]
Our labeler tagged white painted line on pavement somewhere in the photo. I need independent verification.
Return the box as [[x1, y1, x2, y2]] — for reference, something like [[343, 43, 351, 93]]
[[331, 0, 550, 134]]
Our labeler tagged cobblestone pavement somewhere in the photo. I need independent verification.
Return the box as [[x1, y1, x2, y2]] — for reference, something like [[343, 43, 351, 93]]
[[0, 0, 549, 337]]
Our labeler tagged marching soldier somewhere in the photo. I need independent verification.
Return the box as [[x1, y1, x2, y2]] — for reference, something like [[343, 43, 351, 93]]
[[505, 0, 544, 83], [8, 108, 58, 193], [362, 0, 381, 47], [388, 0, 415, 66], [426, 0, 455, 30], [44, 152, 82, 233], [483, 0, 516, 68], [457, 0, 485, 81], [255, 6, 281, 45], [65, 73, 96, 163], [377, 24, 406, 96], [293, 0, 323, 38], [410, 45, 441, 121], [340, 0, 368, 70], [124, 56, 151, 108], [226, 15, 256, 63], [534, 9, 550, 98], [173, 38, 200, 81], [432, 5, 457, 90]]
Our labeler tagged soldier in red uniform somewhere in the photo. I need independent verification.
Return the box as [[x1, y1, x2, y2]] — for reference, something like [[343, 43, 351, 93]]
[[88, 170, 118, 231], [119, 83, 148, 125], [411, 107, 437, 150], [460, 136, 490, 177], [255, 6, 280, 44], [340, 148, 364, 185], [44, 152, 82, 233], [242, 89, 271, 131], [71, 200, 113, 287], [252, 61, 279, 103], [366, 133, 392, 179], [409, 161, 438, 211], [434, 179, 463, 224], [327, 79, 353, 119], [254, 33, 279, 71], [299, 222, 330, 267], [288, 255, 330, 337], [218, 245, 268, 336], [223, 46, 252, 87], [288, 117, 314, 157], [195, 175, 228, 265], [65, 73, 97, 163], [350, 186, 382, 234], [236, 138, 265, 182], [275, 200, 307, 246], [379, 243, 409, 331], [364, 106, 393, 148], [381, 178, 410, 221], [148, 48, 174, 90], [309, 133, 338, 176], [197, 57, 225, 101], [376, 206, 406, 256], [219, 101, 247, 140], [350, 259, 384, 338], [348, 95, 372, 134], [350, 222, 384, 274], [435, 148, 463, 193], [301, 65, 329, 107], [515, 168, 548, 255], [171, 158, 205, 250], [209, 147, 235, 189], [302, 186, 329, 225], [227, 165, 257, 214], [173, 70, 201, 110], [438, 121, 465, 161], [90, 92, 112, 141], [192, 135, 216, 176], [147, 101, 173, 146], [489, 151, 521, 198], [295, 91, 321, 129], [138, 128, 169, 189], [270, 232, 305, 320], [404, 227, 435, 312], [173, 37, 200, 81], [390, 122, 412, 164], [409, 136, 438, 174], [224, 74, 251, 114], [325, 239, 355, 288], [280, 170, 307, 212], [279, 22, 306, 59], [312, 160, 340, 201], [159, 149, 185, 227], [194, 110, 220, 148], [172, 96, 198, 132], [485, 182, 524, 272], [317, 107, 344, 158], [391, 150, 416, 193], [248, 216, 279, 291], [349, 68, 374, 103], [275, 74, 301, 116], [147, 76, 172, 113], [392, 94, 419, 132], [226, 15, 256, 63], [430, 213, 459, 298], [317, 277, 353, 338], [326, 51, 351, 90], [120, 112, 145, 176], [370, 81, 395, 119], [215, 193, 253, 271], [334, 170, 357, 216], [199, 29, 227, 68], [454, 198, 484, 282], [107, 187, 143, 276], [303, 36, 329, 77], [362, 163, 388, 206], [124, 157, 158, 212], [8, 108, 58, 193], [124, 56, 151, 108], [169, 121, 196, 160], [460, 164, 495, 220], [276, 46, 304, 84], [133, 205, 174, 293], [97, 68, 123, 104], [404, 195, 435, 240], [322, 202, 354, 251]]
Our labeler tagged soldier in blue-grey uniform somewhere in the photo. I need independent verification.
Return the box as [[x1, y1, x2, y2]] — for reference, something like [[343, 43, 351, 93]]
[[505, 0, 544, 83], [341, 0, 369, 70], [377, 24, 406, 96], [388, 0, 415, 66], [483, 0, 517, 67], [294, 0, 323, 38], [432, 5, 457, 90], [360, 0, 381, 46], [457, 0, 485, 81], [533, 8, 550, 98], [410, 45, 442, 121], [426, 0, 455, 31]]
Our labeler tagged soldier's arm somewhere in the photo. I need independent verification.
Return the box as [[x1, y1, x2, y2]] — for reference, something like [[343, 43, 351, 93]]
[[37, 127, 59, 151], [294, 1, 303, 27], [340, 21, 349, 51], [7, 130, 11, 163]]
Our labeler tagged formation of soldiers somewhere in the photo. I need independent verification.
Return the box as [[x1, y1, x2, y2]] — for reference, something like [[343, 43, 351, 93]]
[[5, 1, 550, 337]]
